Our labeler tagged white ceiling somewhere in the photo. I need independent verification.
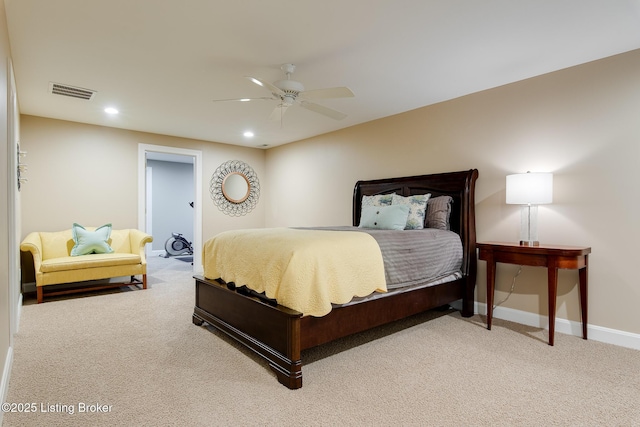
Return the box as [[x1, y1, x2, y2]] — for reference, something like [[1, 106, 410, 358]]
[[5, 0, 640, 149]]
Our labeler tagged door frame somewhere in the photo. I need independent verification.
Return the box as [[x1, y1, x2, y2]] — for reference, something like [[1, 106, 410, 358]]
[[138, 144, 203, 272], [8, 58, 21, 336]]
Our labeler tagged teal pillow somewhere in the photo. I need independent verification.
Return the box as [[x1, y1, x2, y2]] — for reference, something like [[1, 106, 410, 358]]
[[71, 223, 114, 256], [358, 205, 410, 230]]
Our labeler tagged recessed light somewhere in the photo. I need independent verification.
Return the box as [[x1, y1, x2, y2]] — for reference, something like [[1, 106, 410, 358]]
[[243, 131, 254, 138], [104, 107, 119, 115]]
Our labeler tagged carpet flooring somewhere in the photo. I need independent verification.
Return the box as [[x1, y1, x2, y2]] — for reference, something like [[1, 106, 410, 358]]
[[3, 255, 640, 426]]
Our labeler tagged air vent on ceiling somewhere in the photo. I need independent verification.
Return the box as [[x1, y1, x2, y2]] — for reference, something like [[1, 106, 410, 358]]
[[49, 82, 97, 100]]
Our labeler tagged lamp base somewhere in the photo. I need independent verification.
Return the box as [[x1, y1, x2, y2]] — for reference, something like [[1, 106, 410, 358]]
[[518, 205, 540, 247]]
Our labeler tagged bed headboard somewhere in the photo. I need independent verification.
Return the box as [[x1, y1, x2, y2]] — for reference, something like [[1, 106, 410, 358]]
[[352, 169, 479, 280]]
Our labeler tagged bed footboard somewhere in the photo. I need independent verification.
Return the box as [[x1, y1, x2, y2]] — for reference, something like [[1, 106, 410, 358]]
[[193, 275, 304, 389]]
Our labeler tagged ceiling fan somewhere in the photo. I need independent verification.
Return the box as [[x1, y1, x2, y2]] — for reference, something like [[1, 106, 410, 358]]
[[214, 63, 354, 121]]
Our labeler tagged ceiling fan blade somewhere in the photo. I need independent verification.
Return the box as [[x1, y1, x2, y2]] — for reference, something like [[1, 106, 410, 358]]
[[268, 104, 290, 121], [299, 86, 354, 99], [212, 97, 274, 102], [299, 101, 347, 120], [246, 76, 285, 96]]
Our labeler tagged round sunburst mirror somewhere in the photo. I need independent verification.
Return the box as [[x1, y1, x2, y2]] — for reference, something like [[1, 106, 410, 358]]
[[210, 160, 260, 216]]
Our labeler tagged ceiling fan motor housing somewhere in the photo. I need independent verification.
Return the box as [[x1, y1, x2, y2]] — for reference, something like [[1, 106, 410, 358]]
[[274, 79, 304, 93], [274, 79, 304, 105]]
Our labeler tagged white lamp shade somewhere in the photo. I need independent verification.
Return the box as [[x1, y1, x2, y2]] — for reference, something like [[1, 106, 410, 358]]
[[506, 172, 553, 205]]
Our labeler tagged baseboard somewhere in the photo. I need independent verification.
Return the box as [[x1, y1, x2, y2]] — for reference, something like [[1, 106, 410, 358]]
[[0, 346, 14, 425], [455, 301, 640, 351]]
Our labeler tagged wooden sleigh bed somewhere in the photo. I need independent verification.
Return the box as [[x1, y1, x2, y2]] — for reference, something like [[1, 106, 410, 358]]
[[193, 169, 479, 389]]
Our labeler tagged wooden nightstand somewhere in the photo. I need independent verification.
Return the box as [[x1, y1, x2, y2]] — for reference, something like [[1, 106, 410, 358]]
[[477, 242, 591, 346]]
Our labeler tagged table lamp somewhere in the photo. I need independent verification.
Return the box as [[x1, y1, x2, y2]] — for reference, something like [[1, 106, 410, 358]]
[[506, 172, 553, 246]]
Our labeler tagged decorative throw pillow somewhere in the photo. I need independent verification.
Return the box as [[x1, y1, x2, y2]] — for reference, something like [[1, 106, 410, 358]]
[[425, 196, 453, 230], [361, 193, 395, 208], [71, 223, 114, 256], [358, 205, 410, 230], [391, 193, 431, 230]]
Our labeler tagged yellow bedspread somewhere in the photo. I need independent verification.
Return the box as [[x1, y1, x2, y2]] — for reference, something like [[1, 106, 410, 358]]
[[203, 228, 387, 317]]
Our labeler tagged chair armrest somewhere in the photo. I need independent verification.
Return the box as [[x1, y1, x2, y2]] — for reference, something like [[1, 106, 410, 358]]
[[129, 229, 153, 262], [20, 232, 43, 273]]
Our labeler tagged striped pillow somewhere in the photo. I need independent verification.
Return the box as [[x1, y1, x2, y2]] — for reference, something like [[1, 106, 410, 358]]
[[425, 196, 453, 230]]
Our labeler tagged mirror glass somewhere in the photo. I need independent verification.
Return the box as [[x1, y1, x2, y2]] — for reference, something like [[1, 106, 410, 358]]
[[222, 172, 250, 203]]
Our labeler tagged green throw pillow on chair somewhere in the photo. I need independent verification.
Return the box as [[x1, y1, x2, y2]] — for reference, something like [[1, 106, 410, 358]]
[[71, 223, 114, 256]]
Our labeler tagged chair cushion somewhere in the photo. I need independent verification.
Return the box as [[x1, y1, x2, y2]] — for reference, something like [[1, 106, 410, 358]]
[[40, 253, 141, 273]]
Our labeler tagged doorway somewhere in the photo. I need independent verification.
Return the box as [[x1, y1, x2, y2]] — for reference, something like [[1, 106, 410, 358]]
[[137, 144, 203, 272]]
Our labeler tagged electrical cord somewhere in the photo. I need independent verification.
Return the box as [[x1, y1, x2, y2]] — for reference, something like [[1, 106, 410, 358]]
[[492, 265, 522, 310]]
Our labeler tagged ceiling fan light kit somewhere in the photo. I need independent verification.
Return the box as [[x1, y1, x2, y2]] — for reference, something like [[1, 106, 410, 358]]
[[214, 63, 354, 123]]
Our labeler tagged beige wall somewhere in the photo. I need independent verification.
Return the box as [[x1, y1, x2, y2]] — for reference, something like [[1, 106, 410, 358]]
[[16, 49, 640, 338], [19, 116, 266, 244], [266, 49, 640, 335]]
